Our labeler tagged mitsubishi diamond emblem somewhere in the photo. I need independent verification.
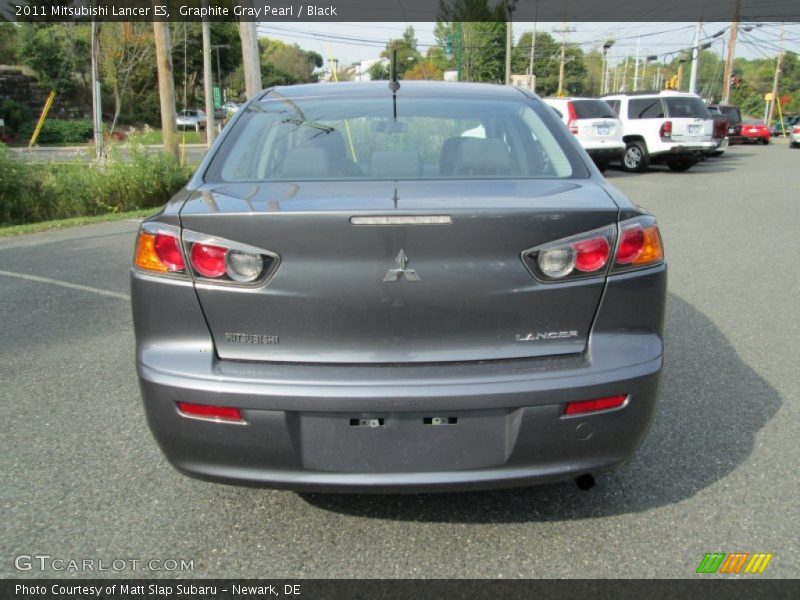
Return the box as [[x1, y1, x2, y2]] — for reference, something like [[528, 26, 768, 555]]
[[384, 249, 420, 282]]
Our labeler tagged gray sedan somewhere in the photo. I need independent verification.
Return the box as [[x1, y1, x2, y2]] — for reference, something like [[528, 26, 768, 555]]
[[131, 81, 666, 492]]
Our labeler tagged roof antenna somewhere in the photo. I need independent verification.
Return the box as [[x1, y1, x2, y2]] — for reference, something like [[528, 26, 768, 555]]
[[389, 47, 399, 120]]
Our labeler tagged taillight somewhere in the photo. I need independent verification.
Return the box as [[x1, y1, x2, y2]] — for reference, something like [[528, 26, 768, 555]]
[[564, 395, 627, 416], [524, 225, 615, 281], [659, 120, 672, 139], [612, 217, 664, 271], [176, 402, 245, 424], [573, 237, 610, 272], [566, 102, 578, 134], [190, 243, 227, 278], [183, 230, 276, 285], [134, 223, 186, 275], [523, 217, 664, 282], [793, 126, 800, 134]]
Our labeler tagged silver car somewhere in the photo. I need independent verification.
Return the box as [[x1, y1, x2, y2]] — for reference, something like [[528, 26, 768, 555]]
[[132, 82, 666, 492], [176, 109, 206, 131]]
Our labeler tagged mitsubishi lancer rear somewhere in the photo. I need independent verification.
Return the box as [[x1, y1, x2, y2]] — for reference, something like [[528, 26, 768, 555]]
[[131, 81, 666, 492]]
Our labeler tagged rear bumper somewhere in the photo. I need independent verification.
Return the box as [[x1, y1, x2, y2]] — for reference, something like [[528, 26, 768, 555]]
[[710, 138, 729, 153], [650, 141, 717, 159], [135, 265, 667, 492], [585, 145, 625, 162]]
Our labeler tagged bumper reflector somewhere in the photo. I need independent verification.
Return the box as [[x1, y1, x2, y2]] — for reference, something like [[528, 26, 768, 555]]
[[565, 395, 627, 415], [177, 402, 245, 424]]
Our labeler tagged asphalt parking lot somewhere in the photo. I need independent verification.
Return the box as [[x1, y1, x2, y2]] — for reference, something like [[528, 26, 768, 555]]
[[1, 141, 798, 579]]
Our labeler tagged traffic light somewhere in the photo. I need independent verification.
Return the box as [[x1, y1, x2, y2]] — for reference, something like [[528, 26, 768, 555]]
[[731, 74, 742, 89]]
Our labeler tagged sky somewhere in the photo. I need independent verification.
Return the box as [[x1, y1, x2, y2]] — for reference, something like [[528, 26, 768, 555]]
[[256, 21, 800, 70]]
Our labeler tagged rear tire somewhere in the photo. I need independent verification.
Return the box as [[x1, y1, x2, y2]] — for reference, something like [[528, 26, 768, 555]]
[[667, 159, 695, 172], [622, 141, 650, 173], [761, 138, 769, 145]]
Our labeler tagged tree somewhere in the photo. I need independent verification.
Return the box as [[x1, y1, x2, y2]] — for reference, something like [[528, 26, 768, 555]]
[[17, 24, 91, 98], [403, 60, 444, 80], [0, 23, 19, 64], [170, 23, 242, 108], [99, 23, 153, 136], [368, 61, 389, 81], [260, 38, 322, 85], [434, 21, 505, 82], [509, 31, 586, 95], [381, 26, 421, 78], [434, 0, 507, 84]]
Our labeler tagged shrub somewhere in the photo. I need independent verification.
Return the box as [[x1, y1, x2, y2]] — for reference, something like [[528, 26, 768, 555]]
[[0, 99, 33, 135], [0, 144, 41, 224], [19, 118, 94, 145], [0, 142, 191, 226]]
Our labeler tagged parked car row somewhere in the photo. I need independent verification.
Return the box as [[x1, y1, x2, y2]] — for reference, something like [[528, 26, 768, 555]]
[[545, 90, 791, 174]]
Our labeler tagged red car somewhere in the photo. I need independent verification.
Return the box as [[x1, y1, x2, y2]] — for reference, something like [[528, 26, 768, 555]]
[[740, 120, 770, 145]]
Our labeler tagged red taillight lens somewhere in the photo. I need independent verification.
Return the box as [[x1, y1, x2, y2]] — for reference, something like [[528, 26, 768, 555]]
[[615, 223, 645, 264], [154, 232, 185, 271], [574, 236, 610, 272], [177, 402, 244, 423], [615, 221, 663, 267], [565, 395, 627, 415], [190, 243, 227, 278], [567, 102, 578, 134], [659, 120, 672, 138], [793, 127, 800, 134], [134, 225, 186, 275]]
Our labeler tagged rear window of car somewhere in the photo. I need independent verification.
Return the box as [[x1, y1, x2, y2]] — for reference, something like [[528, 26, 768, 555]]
[[628, 97, 665, 119], [605, 99, 621, 116], [205, 94, 586, 182], [664, 97, 711, 119], [718, 106, 741, 123], [571, 99, 616, 119]]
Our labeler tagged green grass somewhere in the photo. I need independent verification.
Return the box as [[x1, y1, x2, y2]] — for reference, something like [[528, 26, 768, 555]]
[[126, 129, 206, 145], [0, 208, 157, 237]]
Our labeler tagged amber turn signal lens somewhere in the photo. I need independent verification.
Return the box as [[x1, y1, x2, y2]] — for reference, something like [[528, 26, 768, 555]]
[[633, 226, 663, 265], [134, 232, 168, 272]]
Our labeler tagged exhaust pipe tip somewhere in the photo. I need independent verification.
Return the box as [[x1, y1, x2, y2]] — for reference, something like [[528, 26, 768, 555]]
[[575, 473, 595, 491]]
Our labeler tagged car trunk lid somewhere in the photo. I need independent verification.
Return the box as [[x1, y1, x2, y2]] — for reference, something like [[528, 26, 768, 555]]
[[180, 179, 619, 364]]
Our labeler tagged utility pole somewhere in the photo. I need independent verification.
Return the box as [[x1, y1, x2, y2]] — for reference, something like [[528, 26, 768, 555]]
[[554, 24, 576, 96], [602, 40, 614, 95], [239, 20, 262, 99], [202, 18, 216, 147], [212, 44, 230, 103], [721, 0, 740, 104], [90, 20, 103, 160], [528, 22, 537, 92], [633, 37, 641, 91], [153, 21, 178, 159], [620, 46, 629, 92], [504, 1, 517, 85], [767, 28, 784, 126], [455, 22, 463, 82], [689, 18, 702, 94]]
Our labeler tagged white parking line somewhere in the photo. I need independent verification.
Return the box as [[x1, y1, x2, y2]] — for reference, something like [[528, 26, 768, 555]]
[[0, 269, 130, 301]]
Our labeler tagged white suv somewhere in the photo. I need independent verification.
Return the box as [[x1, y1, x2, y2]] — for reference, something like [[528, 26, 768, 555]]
[[601, 91, 716, 172], [544, 97, 625, 172]]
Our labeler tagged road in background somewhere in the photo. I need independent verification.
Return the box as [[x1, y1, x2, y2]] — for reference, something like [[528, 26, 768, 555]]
[[10, 144, 207, 164], [1, 142, 798, 578]]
